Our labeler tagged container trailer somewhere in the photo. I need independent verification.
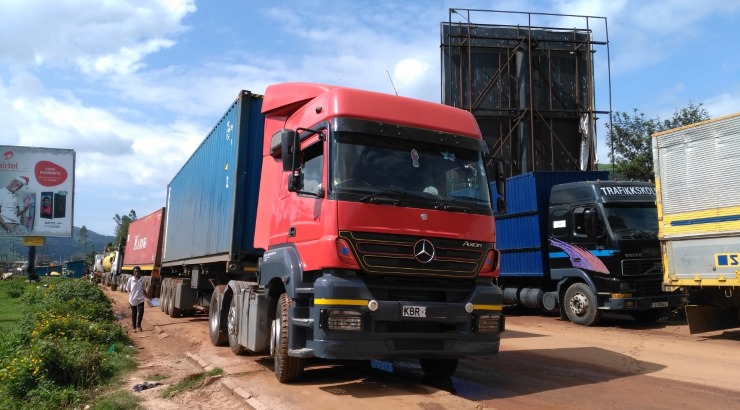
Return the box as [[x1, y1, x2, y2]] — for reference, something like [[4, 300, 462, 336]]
[[495, 171, 685, 325], [150, 83, 505, 382], [113, 207, 166, 298], [653, 113, 740, 333]]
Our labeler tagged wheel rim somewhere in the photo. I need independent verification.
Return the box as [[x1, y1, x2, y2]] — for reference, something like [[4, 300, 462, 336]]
[[227, 304, 237, 337], [270, 318, 278, 357], [210, 305, 219, 333], [569, 293, 589, 316]]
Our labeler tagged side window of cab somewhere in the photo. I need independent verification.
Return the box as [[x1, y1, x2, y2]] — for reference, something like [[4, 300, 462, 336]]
[[572, 207, 587, 237], [301, 142, 324, 195]]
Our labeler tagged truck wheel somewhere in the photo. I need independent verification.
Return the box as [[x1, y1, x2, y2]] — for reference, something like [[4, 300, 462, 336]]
[[564, 282, 602, 326], [271, 293, 304, 383], [228, 295, 247, 355], [166, 283, 174, 316], [631, 308, 668, 323], [209, 287, 228, 346], [419, 358, 458, 380], [167, 280, 182, 318], [160, 280, 169, 313]]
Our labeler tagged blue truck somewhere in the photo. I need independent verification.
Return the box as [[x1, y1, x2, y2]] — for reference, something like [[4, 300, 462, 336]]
[[495, 171, 685, 325]]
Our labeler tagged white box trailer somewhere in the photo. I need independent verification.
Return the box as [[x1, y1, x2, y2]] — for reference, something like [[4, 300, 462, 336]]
[[652, 112, 740, 333]]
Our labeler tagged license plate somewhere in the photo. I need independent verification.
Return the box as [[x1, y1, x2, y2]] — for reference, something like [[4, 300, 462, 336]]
[[651, 301, 669, 308], [402, 305, 426, 318]]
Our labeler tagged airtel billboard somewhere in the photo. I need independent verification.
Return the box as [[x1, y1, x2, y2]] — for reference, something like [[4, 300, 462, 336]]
[[0, 145, 75, 237]]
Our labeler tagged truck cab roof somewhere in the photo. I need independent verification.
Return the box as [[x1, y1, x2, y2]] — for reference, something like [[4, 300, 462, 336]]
[[550, 180, 656, 206]]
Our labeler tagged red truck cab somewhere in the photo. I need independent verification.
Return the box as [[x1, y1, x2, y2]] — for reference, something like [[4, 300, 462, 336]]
[[250, 83, 504, 381]]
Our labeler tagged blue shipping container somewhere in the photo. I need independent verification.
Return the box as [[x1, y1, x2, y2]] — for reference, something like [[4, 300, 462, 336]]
[[162, 91, 265, 264], [496, 171, 609, 278], [64, 260, 85, 278]]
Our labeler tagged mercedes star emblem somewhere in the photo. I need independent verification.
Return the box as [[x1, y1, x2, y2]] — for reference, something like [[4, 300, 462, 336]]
[[413, 239, 435, 264]]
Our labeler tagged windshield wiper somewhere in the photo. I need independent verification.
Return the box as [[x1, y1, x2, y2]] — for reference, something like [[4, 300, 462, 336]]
[[614, 228, 656, 239], [359, 187, 424, 204], [434, 195, 486, 212]]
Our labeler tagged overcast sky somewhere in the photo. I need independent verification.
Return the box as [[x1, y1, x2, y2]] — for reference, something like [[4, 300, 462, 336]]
[[1, 0, 738, 237]]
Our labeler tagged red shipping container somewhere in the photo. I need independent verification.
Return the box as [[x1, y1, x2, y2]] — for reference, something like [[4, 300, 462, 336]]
[[121, 207, 165, 277]]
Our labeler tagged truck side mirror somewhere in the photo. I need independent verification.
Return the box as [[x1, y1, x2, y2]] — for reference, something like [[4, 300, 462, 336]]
[[281, 130, 300, 172], [486, 157, 506, 214], [280, 130, 304, 192]]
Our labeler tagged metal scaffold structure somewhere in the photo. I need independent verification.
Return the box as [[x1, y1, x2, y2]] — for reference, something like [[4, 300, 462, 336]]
[[441, 8, 612, 177]]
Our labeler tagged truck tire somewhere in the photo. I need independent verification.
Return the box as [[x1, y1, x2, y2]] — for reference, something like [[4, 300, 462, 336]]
[[564, 282, 602, 326], [169, 288, 182, 318], [209, 287, 228, 346], [228, 295, 247, 355], [419, 358, 458, 380], [164, 279, 175, 316], [272, 293, 304, 383], [160, 280, 169, 313]]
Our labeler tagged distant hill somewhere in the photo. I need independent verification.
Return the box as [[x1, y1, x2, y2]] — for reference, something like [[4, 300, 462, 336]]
[[36, 227, 115, 264]]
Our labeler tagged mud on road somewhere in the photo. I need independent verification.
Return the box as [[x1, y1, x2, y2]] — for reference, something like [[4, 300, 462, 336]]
[[103, 286, 740, 410]]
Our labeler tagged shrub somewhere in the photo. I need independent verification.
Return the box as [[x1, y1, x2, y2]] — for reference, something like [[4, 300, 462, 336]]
[[0, 279, 134, 409]]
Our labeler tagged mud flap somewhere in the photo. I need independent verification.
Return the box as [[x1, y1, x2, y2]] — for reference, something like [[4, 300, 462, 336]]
[[686, 305, 740, 334]]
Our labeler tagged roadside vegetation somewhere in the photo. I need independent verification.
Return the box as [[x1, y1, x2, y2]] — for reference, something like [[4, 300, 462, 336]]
[[159, 367, 224, 399], [0, 277, 136, 410]]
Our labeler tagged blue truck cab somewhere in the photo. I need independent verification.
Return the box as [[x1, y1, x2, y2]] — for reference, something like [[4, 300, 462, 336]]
[[496, 171, 686, 325]]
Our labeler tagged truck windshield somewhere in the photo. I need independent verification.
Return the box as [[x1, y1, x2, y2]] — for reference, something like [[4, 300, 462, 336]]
[[603, 205, 658, 237], [330, 130, 491, 213]]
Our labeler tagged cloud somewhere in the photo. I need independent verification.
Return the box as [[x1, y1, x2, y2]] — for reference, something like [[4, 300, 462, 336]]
[[0, 0, 196, 75]]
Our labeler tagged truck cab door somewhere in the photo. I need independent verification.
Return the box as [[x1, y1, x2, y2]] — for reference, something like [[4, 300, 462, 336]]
[[280, 135, 327, 247]]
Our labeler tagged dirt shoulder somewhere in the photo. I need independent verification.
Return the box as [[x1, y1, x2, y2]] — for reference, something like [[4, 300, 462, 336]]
[[104, 286, 254, 410]]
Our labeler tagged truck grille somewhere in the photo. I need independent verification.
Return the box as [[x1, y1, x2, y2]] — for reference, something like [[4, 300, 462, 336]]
[[635, 278, 663, 295], [339, 231, 491, 279], [621, 259, 662, 276]]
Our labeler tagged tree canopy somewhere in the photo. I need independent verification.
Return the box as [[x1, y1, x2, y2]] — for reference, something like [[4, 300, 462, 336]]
[[113, 210, 137, 248], [605, 102, 710, 181]]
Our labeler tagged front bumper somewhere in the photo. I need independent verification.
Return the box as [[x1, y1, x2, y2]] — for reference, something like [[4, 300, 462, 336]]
[[295, 273, 504, 360], [601, 291, 686, 311]]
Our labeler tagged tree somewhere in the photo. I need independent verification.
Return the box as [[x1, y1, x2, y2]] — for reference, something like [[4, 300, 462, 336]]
[[113, 210, 137, 248], [605, 102, 710, 181], [78, 225, 90, 253]]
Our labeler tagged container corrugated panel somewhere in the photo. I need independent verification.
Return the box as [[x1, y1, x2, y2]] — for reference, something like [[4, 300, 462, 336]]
[[495, 213, 542, 250], [505, 171, 609, 214], [499, 249, 546, 277], [654, 113, 740, 216], [162, 91, 264, 264], [496, 213, 548, 277], [122, 207, 165, 268]]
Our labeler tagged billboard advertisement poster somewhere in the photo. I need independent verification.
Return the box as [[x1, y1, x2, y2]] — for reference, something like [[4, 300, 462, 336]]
[[1, 145, 75, 237]]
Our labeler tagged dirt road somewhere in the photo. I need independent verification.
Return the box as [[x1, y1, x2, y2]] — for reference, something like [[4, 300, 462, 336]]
[[103, 286, 740, 409]]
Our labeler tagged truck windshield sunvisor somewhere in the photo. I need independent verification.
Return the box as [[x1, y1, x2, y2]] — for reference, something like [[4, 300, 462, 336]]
[[330, 117, 487, 152]]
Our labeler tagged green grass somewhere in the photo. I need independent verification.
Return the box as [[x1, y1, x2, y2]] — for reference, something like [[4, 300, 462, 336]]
[[89, 390, 143, 410], [0, 277, 37, 332], [0, 277, 136, 410], [144, 372, 169, 382], [159, 368, 224, 399]]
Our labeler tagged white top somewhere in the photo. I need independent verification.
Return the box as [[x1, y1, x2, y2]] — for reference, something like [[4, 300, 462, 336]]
[[126, 275, 146, 306], [0, 187, 19, 224]]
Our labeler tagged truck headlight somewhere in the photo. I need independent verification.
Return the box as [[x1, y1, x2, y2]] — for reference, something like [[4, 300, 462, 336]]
[[326, 309, 363, 332]]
